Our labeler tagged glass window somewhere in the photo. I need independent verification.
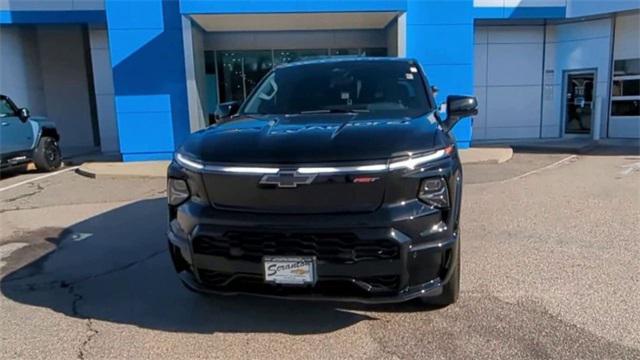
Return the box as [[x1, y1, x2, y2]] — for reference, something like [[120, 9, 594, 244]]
[[614, 59, 640, 76], [611, 100, 640, 117], [217, 51, 244, 102], [242, 60, 432, 117], [331, 48, 360, 56], [274, 49, 328, 65], [216, 50, 273, 102], [361, 48, 387, 57], [0, 98, 16, 117], [213, 47, 389, 104], [611, 59, 640, 117]]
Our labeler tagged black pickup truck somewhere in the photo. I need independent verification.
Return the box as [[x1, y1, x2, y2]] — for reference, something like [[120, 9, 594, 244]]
[[167, 58, 477, 306]]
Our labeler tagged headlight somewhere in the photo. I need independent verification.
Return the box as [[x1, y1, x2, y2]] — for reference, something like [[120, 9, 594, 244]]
[[168, 178, 190, 205], [418, 177, 449, 208], [388, 146, 453, 171]]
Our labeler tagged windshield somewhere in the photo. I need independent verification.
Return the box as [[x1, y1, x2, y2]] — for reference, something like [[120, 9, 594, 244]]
[[241, 60, 433, 117]]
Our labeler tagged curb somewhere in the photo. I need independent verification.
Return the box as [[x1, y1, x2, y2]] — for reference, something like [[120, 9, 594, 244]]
[[75, 161, 169, 179], [459, 147, 513, 164], [75, 167, 97, 179], [510, 143, 597, 155]]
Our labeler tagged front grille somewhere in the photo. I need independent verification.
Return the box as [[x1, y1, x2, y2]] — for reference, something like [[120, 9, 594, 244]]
[[198, 269, 400, 295], [193, 231, 399, 263]]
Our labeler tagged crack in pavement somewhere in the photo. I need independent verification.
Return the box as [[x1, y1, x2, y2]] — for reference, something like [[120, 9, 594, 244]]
[[1, 183, 45, 203], [3, 249, 167, 290], [3, 249, 165, 360], [3, 189, 41, 203], [0, 206, 34, 214], [67, 285, 99, 360], [78, 319, 99, 360]]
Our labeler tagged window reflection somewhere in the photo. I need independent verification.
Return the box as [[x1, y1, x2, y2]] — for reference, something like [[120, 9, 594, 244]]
[[611, 58, 640, 118], [205, 47, 389, 119]]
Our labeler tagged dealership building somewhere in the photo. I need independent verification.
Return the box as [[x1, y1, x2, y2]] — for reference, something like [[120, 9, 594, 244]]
[[1, 0, 639, 161]]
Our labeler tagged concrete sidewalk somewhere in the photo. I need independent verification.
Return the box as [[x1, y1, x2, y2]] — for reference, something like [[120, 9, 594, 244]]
[[76, 147, 513, 178], [474, 138, 640, 154]]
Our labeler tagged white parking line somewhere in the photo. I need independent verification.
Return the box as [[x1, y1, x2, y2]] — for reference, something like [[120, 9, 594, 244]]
[[500, 155, 578, 183], [0, 166, 79, 193], [619, 161, 640, 176]]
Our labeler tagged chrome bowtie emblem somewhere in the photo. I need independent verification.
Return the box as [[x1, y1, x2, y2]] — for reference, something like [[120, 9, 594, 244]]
[[259, 171, 317, 188]]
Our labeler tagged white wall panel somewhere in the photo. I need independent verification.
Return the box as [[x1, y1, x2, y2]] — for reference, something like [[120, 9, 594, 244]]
[[0, 26, 46, 115], [486, 85, 542, 127], [487, 25, 545, 43], [613, 12, 640, 60], [38, 26, 96, 154], [487, 43, 543, 86], [474, 43, 488, 87], [567, 0, 639, 18], [472, 86, 487, 139], [89, 25, 119, 153], [474, 25, 545, 140], [474, 26, 488, 44], [551, 18, 611, 42]]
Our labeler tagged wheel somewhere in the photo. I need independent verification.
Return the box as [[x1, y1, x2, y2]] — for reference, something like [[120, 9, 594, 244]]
[[33, 136, 62, 172], [419, 245, 460, 307]]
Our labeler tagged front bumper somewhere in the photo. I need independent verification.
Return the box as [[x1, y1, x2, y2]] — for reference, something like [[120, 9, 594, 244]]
[[168, 199, 459, 304]]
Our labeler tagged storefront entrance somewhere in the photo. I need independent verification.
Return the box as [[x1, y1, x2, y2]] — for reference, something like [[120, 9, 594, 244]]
[[564, 71, 596, 135]]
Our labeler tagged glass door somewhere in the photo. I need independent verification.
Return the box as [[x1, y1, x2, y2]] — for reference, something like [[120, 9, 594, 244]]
[[564, 72, 595, 135]]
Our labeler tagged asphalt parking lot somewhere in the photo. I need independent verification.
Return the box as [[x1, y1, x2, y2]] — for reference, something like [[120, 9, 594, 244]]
[[0, 148, 639, 359]]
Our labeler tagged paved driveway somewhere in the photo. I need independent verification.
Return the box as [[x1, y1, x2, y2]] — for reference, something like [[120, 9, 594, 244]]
[[0, 150, 639, 359]]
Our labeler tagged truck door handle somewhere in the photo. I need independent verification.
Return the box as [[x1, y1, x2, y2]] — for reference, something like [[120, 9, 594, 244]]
[[1, 121, 9, 126]]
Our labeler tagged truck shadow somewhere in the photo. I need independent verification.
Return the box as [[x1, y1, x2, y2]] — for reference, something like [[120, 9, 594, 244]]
[[0, 198, 391, 335]]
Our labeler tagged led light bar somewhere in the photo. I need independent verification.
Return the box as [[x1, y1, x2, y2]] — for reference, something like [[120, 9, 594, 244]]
[[218, 166, 280, 174], [388, 149, 447, 170], [176, 147, 449, 174], [176, 153, 204, 170], [297, 164, 388, 174]]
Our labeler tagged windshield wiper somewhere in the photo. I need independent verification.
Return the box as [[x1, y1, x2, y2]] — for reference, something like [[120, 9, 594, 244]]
[[298, 108, 369, 114]]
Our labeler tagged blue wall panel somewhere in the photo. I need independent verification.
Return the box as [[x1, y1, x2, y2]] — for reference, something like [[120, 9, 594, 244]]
[[407, 24, 473, 65], [406, 0, 474, 148], [474, 6, 566, 19], [406, 0, 473, 25], [0, 10, 106, 24], [106, 0, 190, 161]]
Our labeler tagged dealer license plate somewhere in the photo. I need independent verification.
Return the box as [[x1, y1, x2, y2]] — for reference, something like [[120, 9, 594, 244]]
[[263, 256, 316, 285]]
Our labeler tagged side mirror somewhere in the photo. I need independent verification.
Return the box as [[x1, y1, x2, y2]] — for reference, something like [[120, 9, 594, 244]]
[[18, 108, 30, 122], [443, 95, 478, 132], [213, 101, 240, 123]]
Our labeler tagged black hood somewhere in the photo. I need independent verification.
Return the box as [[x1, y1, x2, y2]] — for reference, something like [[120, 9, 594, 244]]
[[180, 112, 444, 164]]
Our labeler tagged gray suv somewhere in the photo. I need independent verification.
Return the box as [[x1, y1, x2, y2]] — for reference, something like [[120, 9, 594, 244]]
[[0, 95, 62, 172]]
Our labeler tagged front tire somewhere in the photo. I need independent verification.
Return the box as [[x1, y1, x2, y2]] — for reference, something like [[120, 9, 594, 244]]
[[33, 136, 62, 172]]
